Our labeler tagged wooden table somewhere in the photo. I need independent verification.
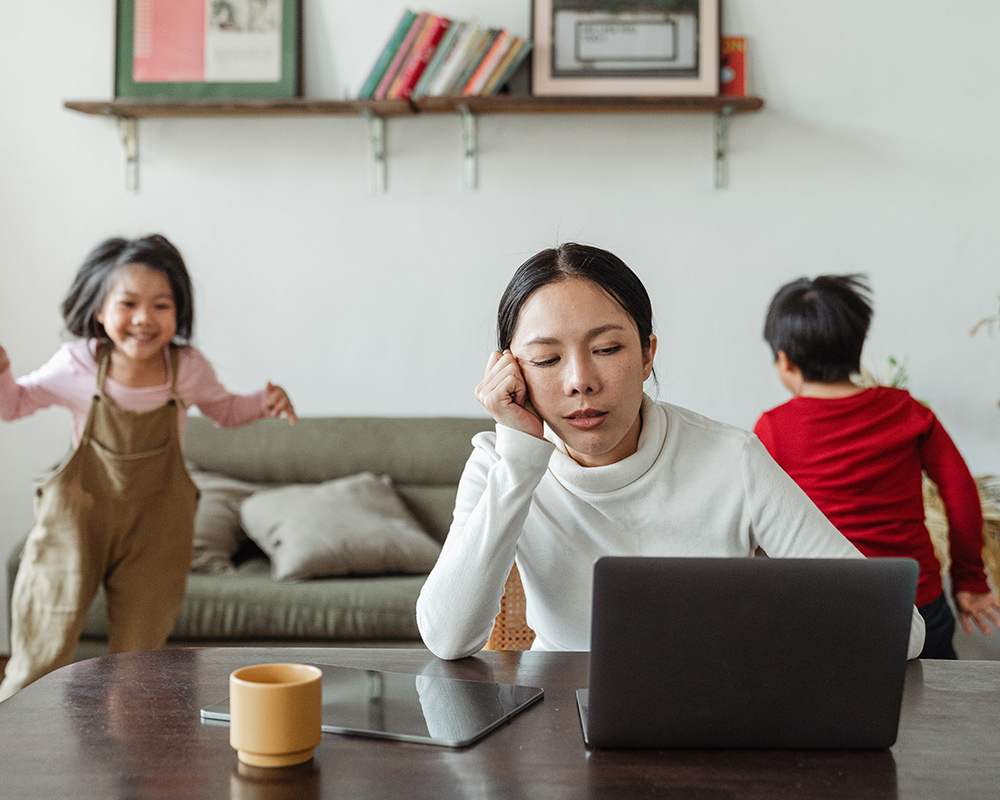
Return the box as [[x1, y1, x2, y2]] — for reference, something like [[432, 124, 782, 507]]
[[0, 648, 997, 799]]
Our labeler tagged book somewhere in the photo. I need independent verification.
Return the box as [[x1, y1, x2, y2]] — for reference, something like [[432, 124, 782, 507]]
[[426, 22, 482, 96], [390, 15, 452, 99], [481, 37, 531, 95], [373, 10, 428, 101], [462, 30, 511, 95], [444, 28, 497, 97], [720, 36, 747, 97], [358, 9, 417, 100], [411, 20, 465, 99]]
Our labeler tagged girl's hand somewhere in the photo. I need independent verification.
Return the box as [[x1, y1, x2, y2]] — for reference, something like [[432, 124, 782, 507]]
[[955, 590, 1000, 635], [265, 382, 297, 425], [475, 350, 544, 439], [0, 345, 9, 375]]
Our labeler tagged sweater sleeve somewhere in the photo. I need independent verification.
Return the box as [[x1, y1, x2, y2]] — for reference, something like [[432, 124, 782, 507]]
[[0, 346, 91, 423], [416, 425, 554, 660], [742, 435, 926, 659], [919, 415, 989, 596], [178, 347, 268, 428]]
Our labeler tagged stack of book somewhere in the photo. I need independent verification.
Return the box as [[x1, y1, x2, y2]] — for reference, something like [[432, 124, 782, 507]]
[[358, 10, 532, 101]]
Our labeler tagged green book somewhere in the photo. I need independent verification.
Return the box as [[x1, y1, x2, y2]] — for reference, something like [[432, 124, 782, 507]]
[[359, 9, 417, 100]]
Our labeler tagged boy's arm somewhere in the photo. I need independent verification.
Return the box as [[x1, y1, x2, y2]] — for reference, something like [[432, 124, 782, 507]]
[[919, 416, 989, 598]]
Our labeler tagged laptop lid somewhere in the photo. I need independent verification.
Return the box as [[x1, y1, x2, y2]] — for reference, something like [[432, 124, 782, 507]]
[[578, 556, 918, 750]]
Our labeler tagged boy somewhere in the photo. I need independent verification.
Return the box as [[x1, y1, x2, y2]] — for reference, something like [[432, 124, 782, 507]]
[[754, 274, 999, 658]]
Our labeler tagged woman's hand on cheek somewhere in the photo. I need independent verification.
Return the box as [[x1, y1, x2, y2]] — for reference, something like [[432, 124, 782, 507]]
[[265, 382, 298, 425], [475, 350, 544, 439]]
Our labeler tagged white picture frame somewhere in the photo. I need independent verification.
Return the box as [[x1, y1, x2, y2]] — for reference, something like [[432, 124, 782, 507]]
[[531, 0, 719, 97]]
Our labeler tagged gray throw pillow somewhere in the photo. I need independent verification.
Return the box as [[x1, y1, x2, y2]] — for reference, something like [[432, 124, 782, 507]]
[[190, 471, 263, 574], [239, 472, 442, 582]]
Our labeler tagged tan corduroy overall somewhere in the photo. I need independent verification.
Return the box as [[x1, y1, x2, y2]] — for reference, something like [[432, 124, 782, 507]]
[[0, 346, 198, 700]]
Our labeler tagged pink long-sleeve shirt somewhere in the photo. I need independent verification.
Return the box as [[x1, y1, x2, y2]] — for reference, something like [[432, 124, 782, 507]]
[[0, 340, 268, 445]]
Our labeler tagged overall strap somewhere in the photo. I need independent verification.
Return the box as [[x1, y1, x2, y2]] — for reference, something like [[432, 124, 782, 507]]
[[94, 343, 110, 396], [168, 344, 180, 392], [167, 344, 185, 407]]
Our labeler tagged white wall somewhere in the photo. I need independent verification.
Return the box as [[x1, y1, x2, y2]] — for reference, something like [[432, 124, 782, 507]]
[[2, 1, 999, 653]]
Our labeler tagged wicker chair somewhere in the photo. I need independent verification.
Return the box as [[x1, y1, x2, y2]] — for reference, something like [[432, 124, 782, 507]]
[[923, 475, 1000, 591], [484, 562, 536, 651]]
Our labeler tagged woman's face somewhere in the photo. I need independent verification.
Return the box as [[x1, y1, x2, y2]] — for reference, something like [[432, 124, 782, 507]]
[[510, 277, 656, 467]]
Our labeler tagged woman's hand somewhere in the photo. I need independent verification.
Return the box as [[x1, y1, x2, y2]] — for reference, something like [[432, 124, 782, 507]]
[[265, 382, 297, 425], [0, 345, 9, 375], [475, 350, 544, 439], [955, 590, 1000, 635]]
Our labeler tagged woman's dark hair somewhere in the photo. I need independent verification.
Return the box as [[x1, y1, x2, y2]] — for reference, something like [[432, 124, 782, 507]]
[[497, 243, 655, 354], [62, 234, 194, 343], [763, 273, 873, 383]]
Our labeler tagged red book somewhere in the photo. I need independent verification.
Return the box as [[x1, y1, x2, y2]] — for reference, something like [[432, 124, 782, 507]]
[[720, 36, 747, 96], [391, 15, 452, 100], [374, 11, 429, 101]]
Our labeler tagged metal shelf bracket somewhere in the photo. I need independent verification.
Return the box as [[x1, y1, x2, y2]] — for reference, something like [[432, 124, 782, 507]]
[[117, 117, 139, 192], [459, 105, 477, 191], [714, 104, 734, 189], [362, 110, 387, 194]]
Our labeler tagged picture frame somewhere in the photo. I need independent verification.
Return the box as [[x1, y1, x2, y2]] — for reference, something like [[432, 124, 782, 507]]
[[531, 0, 719, 97], [115, 0, 302, 100]]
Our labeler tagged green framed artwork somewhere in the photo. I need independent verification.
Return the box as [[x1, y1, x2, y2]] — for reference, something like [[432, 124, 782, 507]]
[[115, 0, 302, 99]]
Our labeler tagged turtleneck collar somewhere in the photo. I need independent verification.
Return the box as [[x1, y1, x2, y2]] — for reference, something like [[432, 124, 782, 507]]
[[545, 394, 667, 494]]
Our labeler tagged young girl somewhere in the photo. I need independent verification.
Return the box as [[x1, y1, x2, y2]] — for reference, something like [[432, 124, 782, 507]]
[[415, 243, 925, 661], [754, 274, 1000, 658], [0, 234, 295, 699]]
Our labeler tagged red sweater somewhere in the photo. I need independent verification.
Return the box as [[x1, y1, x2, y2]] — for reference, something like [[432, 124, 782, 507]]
[[754, 387, 987, 606]]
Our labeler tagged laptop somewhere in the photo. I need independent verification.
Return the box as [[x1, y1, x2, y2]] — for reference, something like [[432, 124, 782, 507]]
[[577, 556, 918, 750]]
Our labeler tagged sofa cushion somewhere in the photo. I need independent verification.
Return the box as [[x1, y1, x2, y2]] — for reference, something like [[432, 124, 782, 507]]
[[190, 471, 264, 574], [80, 557, 428, 641], [240, 473, 442, 582]]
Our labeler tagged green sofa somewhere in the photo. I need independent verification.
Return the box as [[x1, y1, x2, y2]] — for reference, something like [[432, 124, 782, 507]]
[[7, 415, 492, 661]]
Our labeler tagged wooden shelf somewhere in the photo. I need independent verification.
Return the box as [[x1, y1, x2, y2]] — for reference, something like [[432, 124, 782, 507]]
[[63, 94, 765, 191], [65, 94, 763, 119]]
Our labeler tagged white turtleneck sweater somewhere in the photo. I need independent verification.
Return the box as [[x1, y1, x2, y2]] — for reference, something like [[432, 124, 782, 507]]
[[416, 396, 925, 660]]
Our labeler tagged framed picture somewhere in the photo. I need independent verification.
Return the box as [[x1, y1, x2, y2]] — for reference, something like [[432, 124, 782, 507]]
[[531, 0, 719, 96], [115, 0, 302, 99]]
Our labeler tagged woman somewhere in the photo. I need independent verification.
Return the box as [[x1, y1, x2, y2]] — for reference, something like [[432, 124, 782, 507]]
[[416, 244, 925, 660]]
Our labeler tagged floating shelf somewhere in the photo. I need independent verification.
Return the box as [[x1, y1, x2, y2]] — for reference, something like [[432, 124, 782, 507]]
[[64, 95, 765, 192]]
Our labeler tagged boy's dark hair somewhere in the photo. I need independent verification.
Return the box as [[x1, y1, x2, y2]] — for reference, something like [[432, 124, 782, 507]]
[[62, 235, 194, 343], [498, 243, 654, 353], [763, 274, 873, 383]]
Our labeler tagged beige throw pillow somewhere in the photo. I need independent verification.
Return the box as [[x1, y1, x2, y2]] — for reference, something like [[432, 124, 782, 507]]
[[190, 471, 263, 574], [239, 472, 442, 582]]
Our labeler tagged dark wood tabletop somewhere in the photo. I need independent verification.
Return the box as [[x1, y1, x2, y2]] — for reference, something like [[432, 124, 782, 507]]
[[0, 648, 997, 800]]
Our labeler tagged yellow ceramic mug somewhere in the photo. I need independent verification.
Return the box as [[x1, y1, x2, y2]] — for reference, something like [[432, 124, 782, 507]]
[[229, 663, 323, 767]]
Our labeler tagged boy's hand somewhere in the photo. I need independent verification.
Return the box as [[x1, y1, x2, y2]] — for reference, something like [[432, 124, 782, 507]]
[[0, 345, 9, 374], [265, 382, 297, 425], [475, 349, 544, 439], [955, 590, 1000, 635]]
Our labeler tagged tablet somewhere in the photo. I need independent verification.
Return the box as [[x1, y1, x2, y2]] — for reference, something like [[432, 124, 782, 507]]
[[200, 662, 544, 747]]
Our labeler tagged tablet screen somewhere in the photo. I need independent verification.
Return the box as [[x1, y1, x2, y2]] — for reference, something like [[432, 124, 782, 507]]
[[200, 662, 544, 747]]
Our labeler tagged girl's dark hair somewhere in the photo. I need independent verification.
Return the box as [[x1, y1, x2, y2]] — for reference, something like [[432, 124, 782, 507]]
[[498, 243, 655, 353], [763, 273, 873, 383], [62, 234, 194, 343]]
